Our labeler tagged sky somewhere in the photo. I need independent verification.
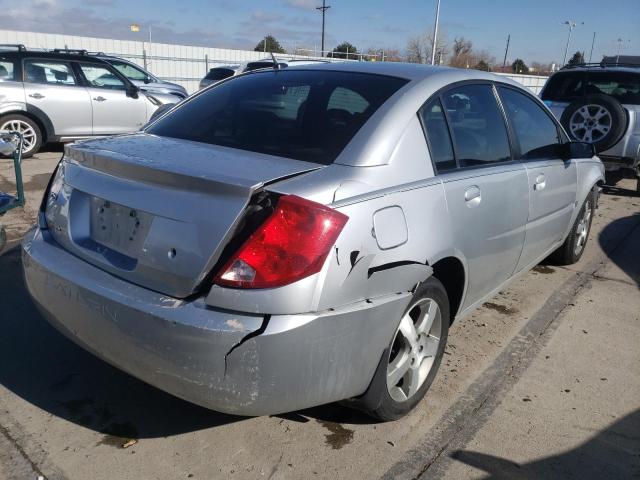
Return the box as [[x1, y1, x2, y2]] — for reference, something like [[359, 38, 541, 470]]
[[0, 0, 638, 65]]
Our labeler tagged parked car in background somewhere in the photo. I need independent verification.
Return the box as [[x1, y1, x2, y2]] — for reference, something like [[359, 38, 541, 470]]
[[95, 54, 188, 99], [541, 62, 640, 191], [0, 46, 178, 157], [24, 63, 603, 421], [198, 58, 330, 89], [199, 64, 241, 89]]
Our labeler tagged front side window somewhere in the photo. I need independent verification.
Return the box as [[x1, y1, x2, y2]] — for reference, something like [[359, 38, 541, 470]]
[[78, 63, 125, 90], [24, 60, 76, 85], [418, 98, 455, 171], [110, 60, 150, 82], [441, 84, 511, 167], [148, 70, 408, 165], [498, 87, 560, 159], [584, 72, 640, 105], [0, 60, 16, 81]]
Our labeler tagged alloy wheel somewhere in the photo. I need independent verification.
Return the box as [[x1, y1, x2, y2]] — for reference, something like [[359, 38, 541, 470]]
[[569, 105, 612, 143], [574, 199, 592, 256], [0, 119, 37, 154], [386, 297, 442, 402]]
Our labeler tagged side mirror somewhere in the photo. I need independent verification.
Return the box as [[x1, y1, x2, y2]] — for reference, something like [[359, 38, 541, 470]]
[[557, 141, 595, 161], [127, 84, 140, 99], [144, 76, 152, 84]]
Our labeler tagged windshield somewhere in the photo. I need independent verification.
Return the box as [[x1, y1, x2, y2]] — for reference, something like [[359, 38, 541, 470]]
[[147, 70, 408, 165], [109, 60, 152, 82]]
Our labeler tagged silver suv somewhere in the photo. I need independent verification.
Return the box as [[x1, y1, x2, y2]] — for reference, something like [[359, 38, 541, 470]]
[[541, 62, 640, 192], [0, 46, 178, 157]]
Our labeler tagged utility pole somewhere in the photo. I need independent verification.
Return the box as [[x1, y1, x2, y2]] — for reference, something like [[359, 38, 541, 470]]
[[502, 34, 510, 67], [588, 32, 596, 62], [430, 0, 441, 65], [561, 20, 583, 66], [316, 0, 331, 56]]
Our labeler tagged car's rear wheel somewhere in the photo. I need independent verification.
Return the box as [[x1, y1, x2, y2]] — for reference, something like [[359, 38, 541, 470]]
[[560, 94, 627, 154], [550, 188, 596, 265], [352, 277, 450, 421], [0, 114, 42, 158]]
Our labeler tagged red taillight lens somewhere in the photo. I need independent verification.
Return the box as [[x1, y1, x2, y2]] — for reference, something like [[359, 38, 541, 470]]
[[214, 195, 348, 289]]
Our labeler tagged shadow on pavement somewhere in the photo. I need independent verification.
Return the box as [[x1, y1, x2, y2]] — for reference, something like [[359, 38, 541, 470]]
[[598, 213, 640, 287], [450, 408, 640, 479], [0, 246, 244, 440]]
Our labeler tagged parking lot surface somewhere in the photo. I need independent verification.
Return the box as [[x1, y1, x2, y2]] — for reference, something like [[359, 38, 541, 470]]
[[1, 149, 639, 479]]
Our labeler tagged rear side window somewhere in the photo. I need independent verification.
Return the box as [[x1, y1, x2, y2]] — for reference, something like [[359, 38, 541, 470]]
[[584, 72, 640, 105], [441, 84, 511, 167], [498, 87, 560, 159], [148, 70, 408, 165], [24, 60, 77, 85], [205, 68, 235, 81], [418, 98, 456, 171], [541, 72, 584, 101], [0, 60, 16, 81]]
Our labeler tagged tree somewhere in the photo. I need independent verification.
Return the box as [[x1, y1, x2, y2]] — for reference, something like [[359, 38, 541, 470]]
[[405, 29, 449, 64], [511, 58, 529, 74], [474, 60, 490, 71], [332, 42, 359, 59], [449, 37, 473, 68], [567, 51, 584, 66], [254, 35, 286, 54]]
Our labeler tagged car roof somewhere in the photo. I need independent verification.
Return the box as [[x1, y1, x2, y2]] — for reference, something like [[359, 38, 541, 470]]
[[260, 60, 521, 86], [556, 64, 640, 75]]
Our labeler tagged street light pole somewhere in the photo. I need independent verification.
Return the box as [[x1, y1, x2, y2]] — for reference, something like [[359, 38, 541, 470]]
[[430, 0, 441, 65], [588, 31, 596, 63], [316, 0, 331, 56], [561, 20, 583, 66]]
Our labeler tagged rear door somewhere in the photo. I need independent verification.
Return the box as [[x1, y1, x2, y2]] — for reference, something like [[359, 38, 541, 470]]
[[422, 84, 529, 309], [76, 62, 147, 134], [23, 58, 92, 136], [497, 85, 577, 271]]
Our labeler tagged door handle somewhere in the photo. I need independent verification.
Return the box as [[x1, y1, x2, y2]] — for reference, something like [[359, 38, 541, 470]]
[[534, 174, 546, 191], [464, 185, 482, 207], [28, 93, 44, 99], [93, 96, 107, 102]]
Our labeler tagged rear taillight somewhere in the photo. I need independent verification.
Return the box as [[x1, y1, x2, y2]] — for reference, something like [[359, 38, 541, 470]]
[[214, 195, 348, 289]]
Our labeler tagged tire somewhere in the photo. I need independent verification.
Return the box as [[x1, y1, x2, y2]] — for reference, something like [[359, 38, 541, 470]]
[[350, 276, 450, 421], [0, 114, 42, 158], [550, 188, 596, 265], [560, 94, 627, 154]]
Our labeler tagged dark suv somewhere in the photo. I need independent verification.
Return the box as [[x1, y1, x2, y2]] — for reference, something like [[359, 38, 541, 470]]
[[541, 63, 640, 191]]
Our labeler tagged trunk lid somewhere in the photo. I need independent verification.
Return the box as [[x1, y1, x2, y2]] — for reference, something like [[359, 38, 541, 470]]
[[45, 133, 321, 298]]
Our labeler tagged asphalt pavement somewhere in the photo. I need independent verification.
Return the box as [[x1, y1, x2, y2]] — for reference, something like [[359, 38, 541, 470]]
[[0, 148, 638, 480]]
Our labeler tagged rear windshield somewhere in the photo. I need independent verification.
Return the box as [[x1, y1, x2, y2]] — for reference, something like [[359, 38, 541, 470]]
[[205, 68, 235, 81], [244, 61, 288, 72], [542, 71, 640, 104], [147, 70, 408, 165]]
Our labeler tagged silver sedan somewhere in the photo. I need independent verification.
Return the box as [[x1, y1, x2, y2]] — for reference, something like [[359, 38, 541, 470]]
[[22, 62, 604, 420]]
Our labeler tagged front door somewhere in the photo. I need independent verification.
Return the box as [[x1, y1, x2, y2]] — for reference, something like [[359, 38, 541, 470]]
[[76, 62, 147, 135], [23, 58, 92, 136], [496, 86, 578, 272]]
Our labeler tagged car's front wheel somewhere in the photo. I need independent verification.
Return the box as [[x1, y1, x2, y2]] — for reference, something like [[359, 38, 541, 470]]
[[0, 114, 42, 158], [353, 276, 450, 421]]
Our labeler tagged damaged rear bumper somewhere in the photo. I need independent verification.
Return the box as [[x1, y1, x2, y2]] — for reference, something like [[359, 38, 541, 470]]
[[22, 228, 412, 416]]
